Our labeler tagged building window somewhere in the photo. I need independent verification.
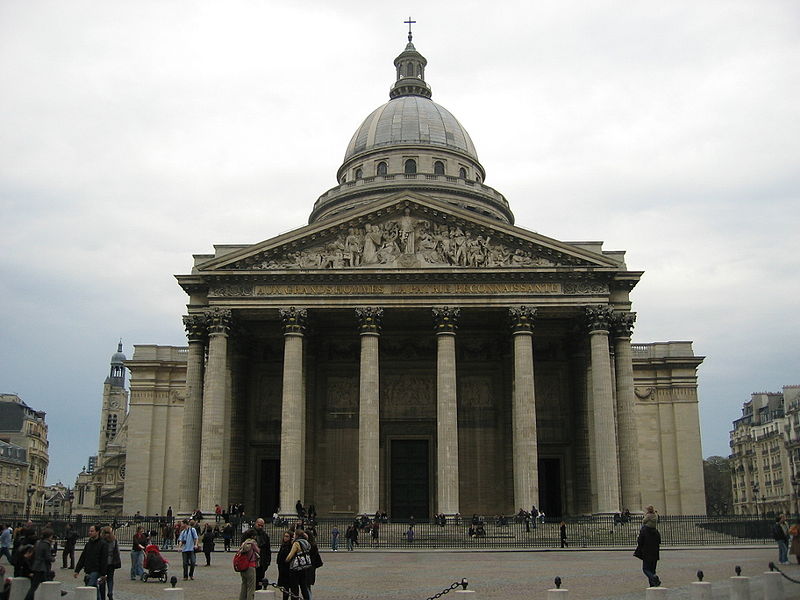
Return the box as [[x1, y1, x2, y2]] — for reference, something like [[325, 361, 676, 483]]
[[458, 167, 467, 179], [376, 162, 387, 176], [404, 159, 417, 174], [355, 168, 363, 180], [434, 161, 445, 175]]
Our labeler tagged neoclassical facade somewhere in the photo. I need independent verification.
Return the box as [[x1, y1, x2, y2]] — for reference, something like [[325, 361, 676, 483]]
[[122, 35, 706, 518]]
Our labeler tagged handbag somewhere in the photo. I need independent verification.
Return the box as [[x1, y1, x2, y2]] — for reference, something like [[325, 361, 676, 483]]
[[233, 552, 251, 572], [289, 540, 313, 572]]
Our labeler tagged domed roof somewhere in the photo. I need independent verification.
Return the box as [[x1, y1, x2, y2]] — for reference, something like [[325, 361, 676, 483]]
[[344, 95, 479, 162], [111, 341, 126, 364]]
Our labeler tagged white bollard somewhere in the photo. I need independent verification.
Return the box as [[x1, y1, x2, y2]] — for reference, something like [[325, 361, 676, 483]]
[[730, 576, 751, 600], [164, 587, 184, 600], [36, 581, 62, 600], [255, 590, 276, 600], [762, 571, 784, 600], [646, 586, 670, 600], [74, 586, 97, 600], [10, 578, 31, 600], [690, 581, 712, 600], [548, 587, 568, 600], [454, 590, 476, 599]]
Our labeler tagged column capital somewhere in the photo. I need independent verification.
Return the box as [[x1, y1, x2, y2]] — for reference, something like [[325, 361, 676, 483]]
[[183, 314, 207, 342], [612, 311, 637, 338], [356, 306, 383, 334], [584, 305, 614, 333], [204, 307, 232, 335], [279, 307, 307, 334], [433, 307, 460, 333], [509, 305, 536, 333]]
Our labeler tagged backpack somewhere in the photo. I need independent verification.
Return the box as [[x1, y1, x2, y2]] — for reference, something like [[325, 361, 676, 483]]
[[233, 551, 251, 572]]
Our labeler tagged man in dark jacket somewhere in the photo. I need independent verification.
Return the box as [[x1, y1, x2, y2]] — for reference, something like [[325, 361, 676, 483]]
[[62, 525, 78, 570], [773, 514, 790, 565], [253, 518, 271, 588], [634, 525, 661, 587], [26, 529, 54, 600], [74, 525, 104, 600]]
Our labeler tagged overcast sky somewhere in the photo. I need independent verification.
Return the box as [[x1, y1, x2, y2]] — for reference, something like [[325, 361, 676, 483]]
[[1, 1, 798, 488]]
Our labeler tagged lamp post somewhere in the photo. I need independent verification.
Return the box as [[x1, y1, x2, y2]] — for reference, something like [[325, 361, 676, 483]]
[[753, 483, 760, 519], [25, 485, 36, 520]]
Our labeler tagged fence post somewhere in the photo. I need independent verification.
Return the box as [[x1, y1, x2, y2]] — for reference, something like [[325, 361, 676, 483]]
[[10, 578, 30, 600], [74, 586, 97, 600], [762, 571, 783, 600], [37, 581, 62, 600]]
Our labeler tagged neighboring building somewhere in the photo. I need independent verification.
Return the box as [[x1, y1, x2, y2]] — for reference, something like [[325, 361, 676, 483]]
[[0, 440, 27, 514], [730, 385, 800, 516], [122, 33, 707, 518], [43, 481, 71, 517], [72, 343, 130, 516], [0, 393, 49, 514]]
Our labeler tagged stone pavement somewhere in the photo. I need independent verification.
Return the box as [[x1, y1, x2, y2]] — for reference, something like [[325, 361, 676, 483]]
[[46, 546, 800, 600]]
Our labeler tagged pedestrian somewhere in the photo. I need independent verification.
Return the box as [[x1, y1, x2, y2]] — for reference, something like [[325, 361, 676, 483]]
[[406, 525, 414, 544], [0, 524, 13, 565], [253, 518, 271, 587], [790, 521, 800, 565], [74, 525, 104, 600], [305, 532, 323, 600], [276, 531, 295, 600], [773, 514, 790, 565], [25, 528, 54, 600], [642, 505, 659, 529], [371, 522, 379, 545], [633, 523, 661, 587], [344, 525, 355, 551], [223, 521, 234, 552], [202, 524, 215, 566], [177, 519, 198, 581], [62, 524, 78, 569], [98, 526, 121, 600], [161, 522, 173, 550], [330, 526, 339, 552], [130, 526, 147, 580], [560, 521, 568, 548], [237, 529, 259, 600], [285, 530, 311, 600]]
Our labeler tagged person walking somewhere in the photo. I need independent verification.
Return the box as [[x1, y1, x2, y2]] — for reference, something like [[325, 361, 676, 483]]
[[201, 524, 215, 566], [130, 526, 147, 580], [790, 521, 800, 565], [285, 530, 311, 600], [773, 514, 790, 565], [98, 526, 121, 600], [275, 531, 295, 600], [62, 524, 78, 569], [330, 526, 339, 551], [223, 522, 234, 552], [178, 519, 198, 580], [26, 528, 54, 600], [633, 523, 661, 587], [0, 524, 12, 564], [559, 521, 568, 548], [74, 525, 104, 600], [237, 529, 259, 600], [253, 518, 271, 588]]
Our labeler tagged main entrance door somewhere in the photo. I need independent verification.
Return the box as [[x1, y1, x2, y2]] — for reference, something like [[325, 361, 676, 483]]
[[390, 439, 430, 520], [538, 457, 563, 518], [259, 459, 280, 518]]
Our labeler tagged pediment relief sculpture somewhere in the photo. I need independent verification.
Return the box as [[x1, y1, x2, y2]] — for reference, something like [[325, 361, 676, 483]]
[[232, 209, 569, 271]]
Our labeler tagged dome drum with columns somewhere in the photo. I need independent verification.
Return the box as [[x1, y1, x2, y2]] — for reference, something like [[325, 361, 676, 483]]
[[120, 30, 706, 520]]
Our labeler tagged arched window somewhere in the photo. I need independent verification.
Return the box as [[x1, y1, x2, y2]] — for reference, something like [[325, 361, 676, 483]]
[[404, 159, 417, 174], [376, 162, 388, 176], [476, 174, 482, 183], [459, 167, 467, 179], [434, 161, 445, 175], [355, 168, 363, 180], [407, 63, 415, 77]]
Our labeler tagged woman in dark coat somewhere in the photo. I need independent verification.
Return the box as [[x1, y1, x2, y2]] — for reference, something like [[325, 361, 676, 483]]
[[202, 524, 215, 566], [633, 525, 661, 587], [99, 526, 121, 600], [276, 531, 295, 600]]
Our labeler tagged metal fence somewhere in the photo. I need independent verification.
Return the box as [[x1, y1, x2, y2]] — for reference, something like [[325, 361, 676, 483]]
[[0, 513, 777, 550]]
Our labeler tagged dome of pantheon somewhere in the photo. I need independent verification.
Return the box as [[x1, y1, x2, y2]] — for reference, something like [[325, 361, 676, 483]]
[[308, 36, 514, 225]]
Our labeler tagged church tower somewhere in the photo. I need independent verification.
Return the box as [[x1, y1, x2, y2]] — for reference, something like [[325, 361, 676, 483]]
[[98, 341, 128, 461]]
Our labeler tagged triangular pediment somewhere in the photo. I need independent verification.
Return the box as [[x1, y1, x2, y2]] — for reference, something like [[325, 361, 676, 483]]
[[195, 192, 622, 273]]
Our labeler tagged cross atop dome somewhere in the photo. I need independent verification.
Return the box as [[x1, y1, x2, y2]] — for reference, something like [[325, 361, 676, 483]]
[[390, 21, 431, 99], [404, 16, 416, 42]]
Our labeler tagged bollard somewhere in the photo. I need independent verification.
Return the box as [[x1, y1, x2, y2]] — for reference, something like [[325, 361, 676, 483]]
[[37, 581, 62, 600], [762, 571, 784, 600], [547, 587, 568, 600], [75, 586, 98, 600], [10, 578, 31, 600], [255, 590, 276, 599], [730, 576, 751, 600], [645, 586, 669, 600], [690, 581, 712, 600], [164, 587, 185, 600]]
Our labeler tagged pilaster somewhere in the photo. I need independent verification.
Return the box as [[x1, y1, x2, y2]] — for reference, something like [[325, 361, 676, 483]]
[[433, 306, 460, 515], [178, 314, 206, 513], [356, 307, 383, 515]]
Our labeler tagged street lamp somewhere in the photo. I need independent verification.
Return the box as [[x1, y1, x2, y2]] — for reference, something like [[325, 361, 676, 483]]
[[753, 483, 760, 519], [25, 485, 36, 519]]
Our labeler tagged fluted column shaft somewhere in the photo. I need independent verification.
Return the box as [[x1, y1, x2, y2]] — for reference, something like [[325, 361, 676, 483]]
[[613, 312, 642, 512], [510, 306, 539, 510], [198, 308, 231, 512], [179, 315, 206, 513], [434, 307, 460, 515], [357, 307, 383, 515], [586, 306, 621, 514], [279, 308, 307, 515]]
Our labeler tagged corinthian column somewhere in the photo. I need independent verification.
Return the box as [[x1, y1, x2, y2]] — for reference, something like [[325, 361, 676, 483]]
[[179, 314, 206, 513], [509, 306, 539, 510], [433, 307, 460, 515], [585, 305, 621, 514], [278, 307, 307, 515], [613, 311, 642, 512], [198, 307, 231, 512], [357, 307, 383, 515]]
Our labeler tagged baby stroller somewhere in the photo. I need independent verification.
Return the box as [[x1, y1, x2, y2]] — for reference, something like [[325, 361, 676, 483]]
[[142, 544, 169, 583]]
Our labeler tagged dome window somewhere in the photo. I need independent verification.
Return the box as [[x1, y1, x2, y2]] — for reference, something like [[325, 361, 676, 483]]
[[355, 168, 363, 180], [404, 159, 417, 174], [459, 167, 467, 179], [434, 161, 445, 175], [376, 161, 388, 176]]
